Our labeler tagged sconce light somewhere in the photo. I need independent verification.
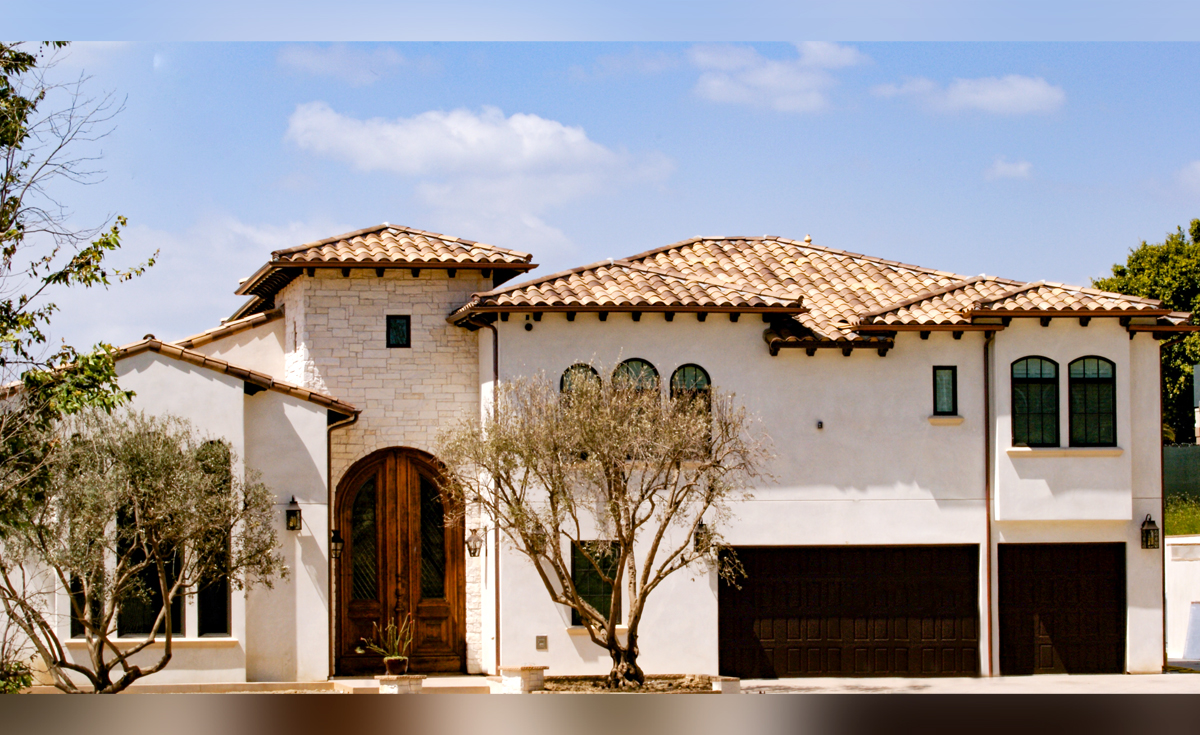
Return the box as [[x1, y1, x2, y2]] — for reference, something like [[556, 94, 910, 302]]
[[286, 497, 302, 531], [330, 529, 344, 560], [466, 528, 485, 558], [1141, 514, 1160, 550], [694, 521, 708, 553]]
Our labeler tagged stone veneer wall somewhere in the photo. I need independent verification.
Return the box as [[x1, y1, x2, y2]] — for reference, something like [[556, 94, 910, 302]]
[[278, 268, 488, 673]]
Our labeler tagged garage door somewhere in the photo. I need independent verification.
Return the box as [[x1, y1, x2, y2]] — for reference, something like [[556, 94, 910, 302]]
[[998, 543, 1125, 675], [718, 546, 980, 678]]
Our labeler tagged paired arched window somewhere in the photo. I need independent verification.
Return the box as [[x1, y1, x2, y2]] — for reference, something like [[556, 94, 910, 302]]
[[1012, 357, 1059, 447], [559, 363, 601, 393], [1011, 355, 1118, 448], [1069, 357, 1116, 447], [612, 359, 660, 392], [670, 364, 711, 402]]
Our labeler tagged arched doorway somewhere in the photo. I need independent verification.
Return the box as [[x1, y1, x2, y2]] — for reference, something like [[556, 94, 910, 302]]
[[334, 448, 465, 675]]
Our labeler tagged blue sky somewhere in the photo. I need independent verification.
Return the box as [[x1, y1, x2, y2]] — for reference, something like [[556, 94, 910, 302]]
[[22, 37, 1200, 349]]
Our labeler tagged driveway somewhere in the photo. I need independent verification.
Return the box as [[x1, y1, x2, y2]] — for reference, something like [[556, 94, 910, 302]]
[[740, 673, 1200, 693]]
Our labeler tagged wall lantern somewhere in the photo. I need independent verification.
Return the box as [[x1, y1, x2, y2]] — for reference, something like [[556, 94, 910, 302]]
[[329, 529, 344, 560], [1141, 514, 1160, 550], [285, 497, 302, 531], [466, 528, 485, 558]]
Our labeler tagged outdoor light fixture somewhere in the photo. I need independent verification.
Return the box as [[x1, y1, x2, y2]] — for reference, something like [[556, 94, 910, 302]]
[[466, 528, 485, 558], [694, 521, 708, 553], [329, 529, 344, 560], [1141, 514, 1160, 550], [286, 497, 302, 531]]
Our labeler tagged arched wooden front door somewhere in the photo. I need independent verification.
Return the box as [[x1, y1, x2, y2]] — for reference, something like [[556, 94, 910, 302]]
[[335, 448, 465, 675]]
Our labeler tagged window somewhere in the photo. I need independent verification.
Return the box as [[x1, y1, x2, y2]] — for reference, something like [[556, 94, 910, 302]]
[[350, 477, 378, 601], [933, 366, 957, 416], [419, 474, 446, 600], [196, 441, 232, 636], [560, 363, 600, 393], [116, 505, 184, 637], [1012, 357, 1059, 447], [571, 542, 620, 626], [386, 315, 411, 348], [670, 364, 711, 402], [612, 358, 659, 392], [1069, 357, 1116, 447]]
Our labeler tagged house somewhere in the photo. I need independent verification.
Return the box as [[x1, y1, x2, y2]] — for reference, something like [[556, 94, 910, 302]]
[[62, 223, 1197, 683]]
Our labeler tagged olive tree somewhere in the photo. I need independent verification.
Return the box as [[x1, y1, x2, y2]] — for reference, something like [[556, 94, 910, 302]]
[[437, 370, 771, 688], [0, 410, 285, 693]]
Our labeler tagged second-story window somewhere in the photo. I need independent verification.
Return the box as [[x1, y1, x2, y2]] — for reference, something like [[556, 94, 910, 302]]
[[386, 315, 411, 348], [1069, 357, 1116, 447], [613, 358, 659, 393], [1012, 356, 1059, 447], [933, 366, 957, 416]]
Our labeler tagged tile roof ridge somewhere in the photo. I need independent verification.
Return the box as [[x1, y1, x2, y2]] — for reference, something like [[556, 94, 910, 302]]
[[854, 276, 991, 324], [770, 236, 966, 279], [1037, 280, 1164, 306], [271, 223, 532, 261], [969, 280, 1046, 307], [619, 261, 802, 304], [115, 338, 359, 415], [173, 308, 283, 349]]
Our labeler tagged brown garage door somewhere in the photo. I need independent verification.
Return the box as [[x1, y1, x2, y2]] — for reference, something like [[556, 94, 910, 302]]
[[998, 543, 1126, 675], [718, 546, 980, 678]]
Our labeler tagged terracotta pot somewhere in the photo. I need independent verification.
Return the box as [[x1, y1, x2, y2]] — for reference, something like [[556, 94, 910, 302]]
[[384, 657, 408, 675]]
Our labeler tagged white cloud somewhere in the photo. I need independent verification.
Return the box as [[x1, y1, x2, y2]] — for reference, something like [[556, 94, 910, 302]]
[[51, 216, 352, 349], [986, 157, 1033, 180], [688, 42, 869, 113], [1178, 161, 1200, 193], [873, 75, 1065, 115], [278, 44, 428, 87], [285, 103, 671, 261]]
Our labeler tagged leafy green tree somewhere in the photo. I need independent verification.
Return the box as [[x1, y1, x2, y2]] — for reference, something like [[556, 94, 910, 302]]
[[0, 411, 285, 693], [1093, 220, 1200, 443]]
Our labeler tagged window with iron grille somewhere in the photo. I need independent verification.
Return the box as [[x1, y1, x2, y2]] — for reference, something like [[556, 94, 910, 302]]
[[1069, 356, 1116, 447], [1012, 357, 1059, 447]]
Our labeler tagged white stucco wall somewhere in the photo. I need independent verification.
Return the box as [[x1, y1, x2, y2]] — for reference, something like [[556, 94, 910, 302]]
[[188, 318, 286, 377], [1166, 535, 1200, 660], [242, 390, 330, 682]]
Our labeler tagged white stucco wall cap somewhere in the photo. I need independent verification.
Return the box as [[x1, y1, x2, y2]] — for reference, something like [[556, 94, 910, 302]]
[[115, 339, 359, 415]]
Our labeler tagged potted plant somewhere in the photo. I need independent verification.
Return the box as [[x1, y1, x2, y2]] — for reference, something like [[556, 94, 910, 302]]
[[359, 613, 414, 675]]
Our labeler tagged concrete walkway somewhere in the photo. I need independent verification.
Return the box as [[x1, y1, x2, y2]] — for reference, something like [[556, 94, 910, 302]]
[[741, 672, 1200, 694]]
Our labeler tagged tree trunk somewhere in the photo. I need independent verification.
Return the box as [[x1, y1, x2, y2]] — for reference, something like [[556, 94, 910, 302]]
[[606, 642, 644, 688]]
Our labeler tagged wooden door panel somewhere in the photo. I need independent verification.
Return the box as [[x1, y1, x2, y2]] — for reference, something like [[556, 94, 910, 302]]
[[335, 449, 465, 676]]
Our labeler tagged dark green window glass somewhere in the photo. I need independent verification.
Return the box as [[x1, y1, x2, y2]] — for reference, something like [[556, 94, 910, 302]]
[[560, 363, 601, 393], [933, 366, 957, 415], [196, 441, 231, 636], [419, 475, 446, 600], [1069, 357, 1116, 447], [571, 542, 620, 626], [386, 315, 410, 348], [350, 478, 378, 601], [613, 358, 659, 392], [670, 364, 711, 400], [117, 509, 183, 637], [1012, 357, 1059, 447]]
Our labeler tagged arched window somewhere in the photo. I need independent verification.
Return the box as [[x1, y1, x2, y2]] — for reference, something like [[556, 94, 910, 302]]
[[670, 364, 711, 402], [1069, 357, 1116, 447], [613, 358, 659, 392], [560, 363, 601, 393], [1012, 357, 1059, 447]]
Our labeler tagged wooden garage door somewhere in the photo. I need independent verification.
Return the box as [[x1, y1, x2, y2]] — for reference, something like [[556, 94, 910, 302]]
[[998, 543, 1125, 675], [719, 546, 980, 678]]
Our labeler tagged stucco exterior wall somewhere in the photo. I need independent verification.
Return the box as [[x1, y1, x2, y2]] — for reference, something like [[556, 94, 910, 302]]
[[1166, 535, 1200, 659], [189, 318, 286, 377], [278, 268, 489, 673]]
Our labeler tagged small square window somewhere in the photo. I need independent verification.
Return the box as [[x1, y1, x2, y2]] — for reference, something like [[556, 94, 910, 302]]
[[933, 366, 957, 416], [386, 315, 411, 348]]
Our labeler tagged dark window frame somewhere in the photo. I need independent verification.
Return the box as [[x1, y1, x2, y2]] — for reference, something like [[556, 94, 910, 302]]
[[1011, 356, 1060, 448], [612, 358, 659, 393], [570, 541, 620, 627], [932, 366, 958, 416], [1068, 356, 1117, 448], [670, 364, 712, 401], [560, 363, 601, 393], [386, 315, 411, 349]]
